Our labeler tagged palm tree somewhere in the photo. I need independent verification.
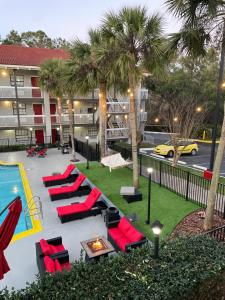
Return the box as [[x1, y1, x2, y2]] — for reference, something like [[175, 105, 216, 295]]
[[65, 29, 115, 159], [102, 6, 166, 188], [39, 59, 64, 145], [165, 0, 225, 229]]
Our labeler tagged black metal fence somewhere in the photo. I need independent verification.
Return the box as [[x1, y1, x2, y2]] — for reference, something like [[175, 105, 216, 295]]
[[204, 225, 225, 242], [74, 139, 100, 161], [109, 143, 225, 218]]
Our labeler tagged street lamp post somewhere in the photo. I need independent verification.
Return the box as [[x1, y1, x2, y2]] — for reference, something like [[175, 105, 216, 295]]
[[151, 220, 164, 259], [146, 167, 153, 225], [29, 128, 33, 147], [85, 136, 89, 169]]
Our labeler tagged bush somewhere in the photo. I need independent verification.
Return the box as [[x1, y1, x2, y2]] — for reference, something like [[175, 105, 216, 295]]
[[2, 236, 225, 300]]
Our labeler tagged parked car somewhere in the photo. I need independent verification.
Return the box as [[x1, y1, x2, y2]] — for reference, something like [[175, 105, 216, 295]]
[[153, 140, 198, 157]]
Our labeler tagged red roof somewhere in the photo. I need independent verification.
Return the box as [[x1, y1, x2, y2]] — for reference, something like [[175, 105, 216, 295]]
[[0, 45, 69, 67]]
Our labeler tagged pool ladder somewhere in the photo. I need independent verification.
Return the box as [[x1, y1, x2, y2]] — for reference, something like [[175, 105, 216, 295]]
[[24, 196, 43, 230]]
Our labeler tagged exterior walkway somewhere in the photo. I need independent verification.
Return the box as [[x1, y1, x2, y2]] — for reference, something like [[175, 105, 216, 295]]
[[0, 149, 109, 290]]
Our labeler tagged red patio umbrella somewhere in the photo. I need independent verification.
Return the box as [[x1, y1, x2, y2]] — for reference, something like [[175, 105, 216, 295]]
[[0, 197, 22, 280]]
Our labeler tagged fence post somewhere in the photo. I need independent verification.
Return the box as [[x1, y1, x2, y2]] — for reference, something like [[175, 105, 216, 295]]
[[223, 204, 225, 219], [139, 153, 142, 176], [186, 172, 190, 201], [159, 161, 162, 187]]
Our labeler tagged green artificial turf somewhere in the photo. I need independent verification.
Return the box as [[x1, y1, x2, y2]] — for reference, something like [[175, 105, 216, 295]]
[[78, 162, 200, 240]]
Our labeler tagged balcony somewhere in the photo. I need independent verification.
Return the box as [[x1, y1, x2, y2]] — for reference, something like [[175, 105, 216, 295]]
[[0, 113, 94, 127], [107, 102, 130, 114], [106, 128, 129, 140], [0, 86, 43, 99]]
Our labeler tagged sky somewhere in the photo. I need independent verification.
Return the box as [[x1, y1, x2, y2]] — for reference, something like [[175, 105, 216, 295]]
[[1, 0, 181, 42]]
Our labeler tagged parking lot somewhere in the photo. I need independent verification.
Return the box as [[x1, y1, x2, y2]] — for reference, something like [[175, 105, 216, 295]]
[[143, 132, 225, 175]]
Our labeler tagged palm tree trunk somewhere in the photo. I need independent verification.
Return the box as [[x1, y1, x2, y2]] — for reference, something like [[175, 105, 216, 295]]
[[99, 80, 107, 159], [204, 101, 225, 230], [68, 99, 76, 161], [129, 83, 139, 188], [57, 97, 64, 144]]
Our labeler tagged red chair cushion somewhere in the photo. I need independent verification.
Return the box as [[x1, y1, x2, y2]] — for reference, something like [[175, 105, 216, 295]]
[[116, 236, 131, 252], [108, 228, 124, 242], [84, 188, 101, 209], [118, 217, 132, 234], [61, 262, 71, 271], [55, 259, 62, 272], [63, 164, 75, 178], [44, 256, 55, 273], [57, 203, 88, 216], [49, 244, 65, 254], [39, 239, 51, 256], [42, 174, 64, 182], [125, 226, 144, 243]]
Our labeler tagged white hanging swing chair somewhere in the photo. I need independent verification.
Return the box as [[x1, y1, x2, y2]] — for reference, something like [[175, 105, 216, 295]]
[[101, 153, 132, 172]]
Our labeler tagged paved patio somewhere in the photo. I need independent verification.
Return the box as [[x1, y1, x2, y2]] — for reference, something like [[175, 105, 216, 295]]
[[0, 149, 110, 290]]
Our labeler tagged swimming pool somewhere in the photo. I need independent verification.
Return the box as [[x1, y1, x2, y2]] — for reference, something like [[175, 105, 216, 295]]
[[0, 165, 32, 236]]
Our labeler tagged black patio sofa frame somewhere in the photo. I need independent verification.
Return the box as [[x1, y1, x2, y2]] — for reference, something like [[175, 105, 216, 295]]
[[107, 220, 148, 253], [58, 202, 102, 223], [35, 236, 69, 277], [50, 185, 91, 201], [44, 173, 78, 187]]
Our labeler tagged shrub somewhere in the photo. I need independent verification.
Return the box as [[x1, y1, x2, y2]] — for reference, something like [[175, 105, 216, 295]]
[[1, 236, 225, 300]]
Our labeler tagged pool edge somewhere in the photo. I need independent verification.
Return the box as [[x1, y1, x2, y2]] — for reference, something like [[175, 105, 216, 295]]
[[0, 161, 42, 243]]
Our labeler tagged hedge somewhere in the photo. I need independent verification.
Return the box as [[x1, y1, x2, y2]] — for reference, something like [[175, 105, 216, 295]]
[[2, 236, 225, 300]]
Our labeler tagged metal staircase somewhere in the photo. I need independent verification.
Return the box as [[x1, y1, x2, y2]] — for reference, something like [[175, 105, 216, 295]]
[[24, 196, 43, 230]]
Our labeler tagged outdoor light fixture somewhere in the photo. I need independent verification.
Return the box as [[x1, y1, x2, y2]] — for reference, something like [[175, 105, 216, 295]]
[[127, 88, 131, 93], [196, 106, 202, 112], [56, 127, 59, 131], [1, 70, 7, 77], [108, 114, 111, 117], [130, 93, 134, 97], [155, 118, 159, 123], [123, 105, 126, 109], [146, 167, 153, 225], [140, 109, 143, 113], [29, 128, 33, 147], [85, 135, 90, 169], [125, 115, 128, 119], [99, 93, 102, 97], [173, 117, 178, 122], [116, 115, 119, 118], [222, 82, 225, 88], [94, 106, 97, 110], [151, 220, 164, 258], [29, 128, 33, 131]]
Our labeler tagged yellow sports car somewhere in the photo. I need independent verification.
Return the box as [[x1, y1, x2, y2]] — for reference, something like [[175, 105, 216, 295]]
[[153, 140, 198, 157]]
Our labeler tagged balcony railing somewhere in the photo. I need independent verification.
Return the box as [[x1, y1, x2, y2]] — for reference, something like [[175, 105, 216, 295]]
[[106, 128, 129, 139], [0, 113, 94, 127], [0, 86, 42, 98], [107, 102, 130, 113]]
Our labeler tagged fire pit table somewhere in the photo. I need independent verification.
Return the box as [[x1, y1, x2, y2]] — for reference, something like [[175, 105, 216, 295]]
[[81, 236, 115, 262]]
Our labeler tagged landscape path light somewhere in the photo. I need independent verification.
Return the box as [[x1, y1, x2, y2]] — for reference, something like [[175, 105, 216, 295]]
[[146, 167, 153, 225], [85, 135, 89, 169], [151, 220, 164, 258]]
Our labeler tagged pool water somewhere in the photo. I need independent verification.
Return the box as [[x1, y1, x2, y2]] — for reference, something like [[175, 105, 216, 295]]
[[0, 165, 32, 235]]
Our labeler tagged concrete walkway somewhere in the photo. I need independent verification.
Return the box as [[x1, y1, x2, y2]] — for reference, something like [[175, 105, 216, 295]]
[[0, 149, 109, 290]]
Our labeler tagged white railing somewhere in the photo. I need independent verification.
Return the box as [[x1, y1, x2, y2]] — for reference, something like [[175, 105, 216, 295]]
[[61, 113, 94, 125], [0, 86, 42, 98], [0, 115, 46, 126], [107, 102, 130, 113], [141, 89, 148, 100], [107, 128, 129, 139]]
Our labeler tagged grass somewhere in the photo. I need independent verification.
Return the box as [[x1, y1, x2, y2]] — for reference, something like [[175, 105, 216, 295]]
[[78, 162, 200, 240]]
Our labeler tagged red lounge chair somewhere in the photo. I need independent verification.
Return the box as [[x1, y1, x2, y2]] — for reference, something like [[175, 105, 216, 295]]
[[57, 187, 102, 223], [108, 216, 147, 252], [42, 164, 78, 187], [48, 173, 91, 201], [26, 148, 36, 157], [38, 148, 47, 157]]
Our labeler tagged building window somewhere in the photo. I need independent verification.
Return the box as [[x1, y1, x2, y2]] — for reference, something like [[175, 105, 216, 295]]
[[13, 102, 26, 115], [87, 107, 94, 114], [15, 129, 28, 142], [10, 75, 24, 87]]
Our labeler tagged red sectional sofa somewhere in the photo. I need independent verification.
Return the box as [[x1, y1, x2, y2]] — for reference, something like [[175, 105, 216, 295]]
[[108, 217, 147, 252], [48, 173, 91, 201], [56, 187, 102, 223], [42, 164, 78, 187], [35, 236, 70, 277]]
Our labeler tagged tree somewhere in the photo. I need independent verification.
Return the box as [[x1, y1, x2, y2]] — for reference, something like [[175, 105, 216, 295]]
[[65, 29, 116, 159], [102, 6, 167, 187], [165, 0, 225, 229], [39, 59, 64, 145], [2, 30, 22, 45]]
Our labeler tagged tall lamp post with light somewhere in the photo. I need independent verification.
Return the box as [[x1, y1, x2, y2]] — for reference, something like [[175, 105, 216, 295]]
[[85, 136, 89, 169], [151, 220, 164, 259], [146, 167, 153, 225]]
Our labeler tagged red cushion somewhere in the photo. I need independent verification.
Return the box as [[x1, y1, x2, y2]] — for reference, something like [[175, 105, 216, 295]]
[[126, 227, 144, 243], [55, 259, 62, 272], [63, 164, 75, 178], [108, 228, 124, 242], [84, 188, 101, 209], [118, 217, 132, 234], [57, 203, 88, 216], [49, 244, 65, 254], [48, 186, 70, 196], [39, 239, 51, 256], [116, 236, 131, 252], [71, 173, 86, 189], [44, 256, 55, 273], [42, 174, 64, 182]]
